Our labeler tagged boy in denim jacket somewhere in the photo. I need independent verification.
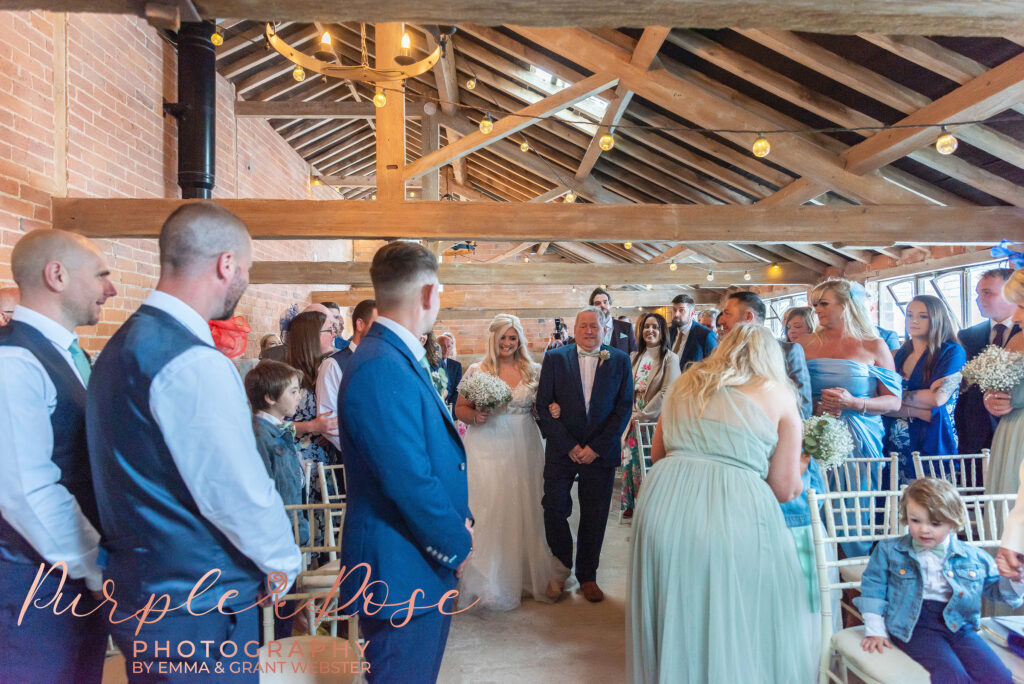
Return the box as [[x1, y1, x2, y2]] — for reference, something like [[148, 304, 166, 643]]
[[855, 478, 1024, 683]]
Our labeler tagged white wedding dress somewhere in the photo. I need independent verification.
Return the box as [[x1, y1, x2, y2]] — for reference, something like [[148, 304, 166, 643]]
[[459, 362, 554, 610]]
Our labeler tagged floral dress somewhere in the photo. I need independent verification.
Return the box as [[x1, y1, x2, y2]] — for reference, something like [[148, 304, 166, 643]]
[[621, 357, 654, 512], [286, 388, 339, 504]]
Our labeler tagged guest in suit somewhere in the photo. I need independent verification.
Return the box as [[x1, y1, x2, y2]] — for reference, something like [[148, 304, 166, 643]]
[[536, 306, 633, 603], [316, 298, 376, 452], [620, 312, 680, 517], [955, 267, 1020, 455], [338, 241, 473, 683], [589, 287, 638, 354], [0, 230, 116, 683], [87, 203, 302, 681], [438, 332, 463, 413], [321, 300, 348, 351], [668, 293, 718, 372], [0, 285, 18, 326], [783, 306, 816, 345]]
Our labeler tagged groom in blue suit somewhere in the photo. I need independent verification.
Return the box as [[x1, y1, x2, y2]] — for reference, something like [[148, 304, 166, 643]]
[[338, 241, 473, 683], [536, 307, 633, 603]]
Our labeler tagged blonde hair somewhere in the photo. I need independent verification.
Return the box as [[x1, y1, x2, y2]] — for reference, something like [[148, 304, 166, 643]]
[[900, 478, 966, 530], [481, 314, 536, 382], [809, 278, 879, 341], [1003, 268, 1024, 306], [668, 323, 795, 418]]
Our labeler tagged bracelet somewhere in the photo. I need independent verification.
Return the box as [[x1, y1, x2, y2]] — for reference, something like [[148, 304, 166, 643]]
[[861, 398, 869, 415]]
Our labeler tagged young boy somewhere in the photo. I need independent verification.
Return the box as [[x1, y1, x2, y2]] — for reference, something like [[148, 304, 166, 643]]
[[856, 478, 1024, 682], [245, 360, 309, 547]]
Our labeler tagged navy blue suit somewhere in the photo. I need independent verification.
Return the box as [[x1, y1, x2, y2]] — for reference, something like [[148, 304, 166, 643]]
[[338, 322, 471, 683], [955, 320, 1021, 454], [670, 322, 718, 372], [440, 358, 462, 412], [535, 344, 633, 583]]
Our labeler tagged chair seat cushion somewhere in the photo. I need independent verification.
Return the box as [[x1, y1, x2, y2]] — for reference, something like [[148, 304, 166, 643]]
[[832, 622, 1024, 683], [298, 559, 342, 590], [838, 560, 867, 584]]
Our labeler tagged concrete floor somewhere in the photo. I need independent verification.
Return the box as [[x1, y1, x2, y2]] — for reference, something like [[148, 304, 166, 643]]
[[438, 488, 630, 683]]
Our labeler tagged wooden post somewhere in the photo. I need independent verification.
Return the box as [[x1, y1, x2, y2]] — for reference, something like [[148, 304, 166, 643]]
[[374, 23, 405, 202]]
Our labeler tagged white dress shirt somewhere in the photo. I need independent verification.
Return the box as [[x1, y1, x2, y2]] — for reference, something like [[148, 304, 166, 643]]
[[143, 291, 302, 590], [0, 306, 102, 589], [991, 315, 1015, 345], [315, 341, 357, 452], [578, 350, 598, 413]]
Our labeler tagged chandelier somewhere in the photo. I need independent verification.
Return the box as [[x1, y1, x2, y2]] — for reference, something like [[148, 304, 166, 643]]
[[266, 23, 444, 85]]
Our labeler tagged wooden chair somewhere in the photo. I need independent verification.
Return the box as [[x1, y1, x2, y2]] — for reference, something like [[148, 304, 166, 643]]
[[823, 454, 899, 494], [912, 449, 990, 495], [317, 462, 346, 543], [633, 419, 657, 479], [809, 490, 1024, 684]]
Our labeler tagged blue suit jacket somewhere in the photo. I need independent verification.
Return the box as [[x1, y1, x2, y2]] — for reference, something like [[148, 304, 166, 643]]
[[535, 344, 634, 468], [673, 322, 718, 372], [441, 358, 462, 411], [338, 322, 472, 619]]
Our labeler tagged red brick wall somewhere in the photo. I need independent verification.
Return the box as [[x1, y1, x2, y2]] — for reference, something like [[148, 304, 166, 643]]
[[0, 10, 350, 356]]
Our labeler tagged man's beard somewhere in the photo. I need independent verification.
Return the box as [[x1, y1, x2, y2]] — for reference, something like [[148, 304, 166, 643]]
[[213, 272, 247, 321]]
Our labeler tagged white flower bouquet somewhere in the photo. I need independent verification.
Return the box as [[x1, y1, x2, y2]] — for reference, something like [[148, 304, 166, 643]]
[[961, 344, 1024, 393], [802, 414, 855, 470], [457, 372, 512, 410]]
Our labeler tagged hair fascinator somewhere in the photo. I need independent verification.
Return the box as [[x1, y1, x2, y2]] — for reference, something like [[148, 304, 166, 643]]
[[991, 240, 1024, 269], [209, 316, 251, 359]]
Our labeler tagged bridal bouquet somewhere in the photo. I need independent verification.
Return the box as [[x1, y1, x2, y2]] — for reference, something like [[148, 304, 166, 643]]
[[457, 372, 512, 410], [802, 414, 855, 470], [961, 344, 1024, 393]]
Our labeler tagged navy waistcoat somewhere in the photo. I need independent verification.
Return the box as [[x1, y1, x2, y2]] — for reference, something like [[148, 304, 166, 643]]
[[86, 305, 263, 610], [0, 321, 98, 565], [329, 345, 354, 376]]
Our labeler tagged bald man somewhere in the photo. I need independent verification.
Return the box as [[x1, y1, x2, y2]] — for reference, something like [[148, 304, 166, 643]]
[[0, 229, 116, 682], [0, 286, 18, 326], [87, 202, 300, 682]]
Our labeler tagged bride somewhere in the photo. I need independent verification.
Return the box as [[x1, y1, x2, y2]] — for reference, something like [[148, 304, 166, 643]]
[[454, 314, 554, 610]]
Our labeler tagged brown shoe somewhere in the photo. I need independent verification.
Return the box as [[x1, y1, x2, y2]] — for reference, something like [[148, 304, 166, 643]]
[[545, 579, 565, 601], [581, 581, 604, 603]]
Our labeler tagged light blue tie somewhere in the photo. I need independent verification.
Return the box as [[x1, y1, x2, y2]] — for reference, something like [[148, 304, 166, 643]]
[[418, 355, 431, 374], [68, 339, 91, 385], [578, 348, 601, 358]]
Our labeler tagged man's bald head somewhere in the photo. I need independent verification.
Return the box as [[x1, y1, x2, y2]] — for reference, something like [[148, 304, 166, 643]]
[[11, 230, 103, 291], [159, 202, 251, 274]]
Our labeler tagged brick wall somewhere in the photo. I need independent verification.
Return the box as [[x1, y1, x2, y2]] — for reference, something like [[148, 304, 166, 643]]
[[0, 10, 350, 357]]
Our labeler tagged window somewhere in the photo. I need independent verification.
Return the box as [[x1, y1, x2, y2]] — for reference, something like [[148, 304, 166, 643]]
[[765, 293, 808, 338]]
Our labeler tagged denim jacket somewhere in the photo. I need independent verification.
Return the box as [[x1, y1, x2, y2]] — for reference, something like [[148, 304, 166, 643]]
[[853, 534, 1022, 642]]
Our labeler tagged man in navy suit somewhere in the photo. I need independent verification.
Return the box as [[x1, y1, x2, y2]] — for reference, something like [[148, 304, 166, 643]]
[[668, 293, 718, 372], [589, 287, 637, 354], [956, 267, 1020, 454], [536, 307, 633, 603], [338, 241, 473, 683], [437, 332, 462, 413]]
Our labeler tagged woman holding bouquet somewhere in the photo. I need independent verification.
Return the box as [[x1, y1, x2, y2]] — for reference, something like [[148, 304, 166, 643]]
[[454, 314, 554, 609], [984, 269, 1024, 496], [802, 278, 901, 556]]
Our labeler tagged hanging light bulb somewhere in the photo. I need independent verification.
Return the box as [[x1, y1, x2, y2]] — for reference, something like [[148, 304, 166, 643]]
[[401, 32, 411, 49], [292, 65, 306, 82], [752, 134, 770, 158], [743, 270, 751, 281], [466, 77, 477, 90], [310, 177, 322, 186], [769, 263, 781, 275], [564, 190, 576, 203], [210, 31, 224, 46], [706, 271, 714, 282], [599, 134, 615, 151], [646, 284, 653, 290], [520, 140, 529, 152], [669, 262, 678, 272], [373, 89, 387, 108], [395, 30, 415, 66], [479, 115, 493, 135], [409, 190, 417, 198], [623, 241, 632, 250], [523, 255, 530, 263], [935, 127, 958, 155]]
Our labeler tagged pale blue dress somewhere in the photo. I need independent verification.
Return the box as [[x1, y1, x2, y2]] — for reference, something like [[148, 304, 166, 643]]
[[807, 358, 902, 556], [627, 387, 811, 683], [985, 380, 1024, 496]]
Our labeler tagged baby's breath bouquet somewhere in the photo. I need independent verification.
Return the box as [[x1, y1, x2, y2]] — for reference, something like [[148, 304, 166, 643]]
[[802, 414, 855, 470], [961, 344, 1024, 393], [457, 372, 512, 410]]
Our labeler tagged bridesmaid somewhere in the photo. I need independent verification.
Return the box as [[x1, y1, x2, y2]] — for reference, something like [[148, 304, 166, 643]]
[[984, 269, 1024, 496], [620, 313, 680, 518], [885, 295, 965, 484], [628, 325, 810, 682], [802, 279, 901, 556]]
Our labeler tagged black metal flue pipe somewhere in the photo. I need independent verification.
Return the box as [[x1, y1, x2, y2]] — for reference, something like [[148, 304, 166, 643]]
[[173, 21, 217, 199]]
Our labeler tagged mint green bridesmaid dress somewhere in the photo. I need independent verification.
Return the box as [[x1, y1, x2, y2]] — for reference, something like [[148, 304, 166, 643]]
[[985, 380, 1024, 496], [627, 387, 812, 683]]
